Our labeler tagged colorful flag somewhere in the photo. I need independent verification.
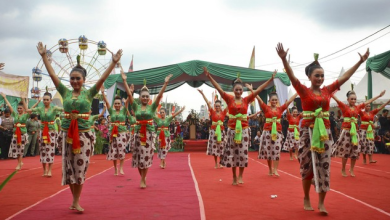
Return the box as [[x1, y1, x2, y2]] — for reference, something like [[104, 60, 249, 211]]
[[248, 46, 256, 112], [249, 46, 255, 69], [128, 55, 134, 72]]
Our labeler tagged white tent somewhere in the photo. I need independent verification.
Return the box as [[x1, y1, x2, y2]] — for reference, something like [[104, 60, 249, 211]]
[[354, 71, 390, 103]]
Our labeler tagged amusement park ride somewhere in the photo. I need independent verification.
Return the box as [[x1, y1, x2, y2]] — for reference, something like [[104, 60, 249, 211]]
[[31, 35, 119, 99]]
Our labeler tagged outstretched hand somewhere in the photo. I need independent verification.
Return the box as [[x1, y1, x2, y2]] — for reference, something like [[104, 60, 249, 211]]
[[36, 42, 47, 56], [181, 106, 186, 112], [203, 67, 210, 78], [120, 69, 127, 81], [112, 49, 123, 63], [0, 63, 5, 70], [380, 90, 386, 97], [165, 74, 173, 83], [245, 83, 253, 90], [271, 69, 277, 79], [0, 92, 5, 98], [197, 89, 203, 94], [276, 43, 289, 60], [358, 48, 370, 64], [100, 86, 105, 94]]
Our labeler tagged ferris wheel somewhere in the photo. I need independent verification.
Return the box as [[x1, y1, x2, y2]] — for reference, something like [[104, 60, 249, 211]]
[[31, 35, 119, 98]]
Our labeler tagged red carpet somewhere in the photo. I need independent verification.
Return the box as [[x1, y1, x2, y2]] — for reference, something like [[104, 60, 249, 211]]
[[8, 153, 201, 220], [2, 152, 390, 220], [190, 152, 390, 220]]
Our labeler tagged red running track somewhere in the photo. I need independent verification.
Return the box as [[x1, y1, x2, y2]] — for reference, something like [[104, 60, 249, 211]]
[[1, 152, 390, 219]]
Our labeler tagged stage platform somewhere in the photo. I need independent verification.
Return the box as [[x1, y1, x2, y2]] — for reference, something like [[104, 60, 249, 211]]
[[183, 139, 208, 152]]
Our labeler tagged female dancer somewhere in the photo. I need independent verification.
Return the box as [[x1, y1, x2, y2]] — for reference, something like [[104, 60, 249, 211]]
[[101, 91, 130, 175], [247, 85, 297, 176], [359, 96, 390, 164], [88, 103, 106, 155], [154, 106, 186, 169], [1, 93, 38, 170], [37, 42, 122, 211], [27, 91, 63, 176], [332, 90, 384, 176], [120, 69, 172, 188], [205, 67, 273, 185], [283, 106, 302, 160], [198, 89, 228, 168], [276, 42, 369, 214]]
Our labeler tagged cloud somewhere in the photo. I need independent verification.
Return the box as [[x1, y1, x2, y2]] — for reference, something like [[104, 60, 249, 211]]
[[223, 0, 390, 29]]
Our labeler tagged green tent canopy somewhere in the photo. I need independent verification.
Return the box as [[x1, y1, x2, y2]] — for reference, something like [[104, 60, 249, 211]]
[[365, 50, 390, 99], [103, 60, 290, 94]]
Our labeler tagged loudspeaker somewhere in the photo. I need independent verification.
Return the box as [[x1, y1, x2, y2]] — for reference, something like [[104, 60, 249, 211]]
[[294, 97, 302, 112], [92, 99, 100, 115]]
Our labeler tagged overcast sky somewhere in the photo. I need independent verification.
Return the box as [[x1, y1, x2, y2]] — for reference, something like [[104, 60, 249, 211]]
[[1, 0, 390, 116]]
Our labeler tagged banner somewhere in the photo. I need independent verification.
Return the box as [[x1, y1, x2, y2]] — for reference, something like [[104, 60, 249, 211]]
[[0, 71, 29, 98]]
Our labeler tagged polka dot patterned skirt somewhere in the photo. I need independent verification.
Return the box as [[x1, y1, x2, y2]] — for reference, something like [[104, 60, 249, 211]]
[[220, 128, 250, 168], [206, 129, 226, 157], [39, 131, 57, 163], [8, 133, 29, 158]]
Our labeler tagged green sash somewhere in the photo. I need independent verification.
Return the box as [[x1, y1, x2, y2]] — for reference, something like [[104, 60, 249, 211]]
[[229, 114, 247, 144], [289, 125, 300, 140], [361, 121, 374, 140], [212, 120, 224, 143], [344, 117, 358, 145], [266, 117, 280, 141], [303, 108, 329, 153]]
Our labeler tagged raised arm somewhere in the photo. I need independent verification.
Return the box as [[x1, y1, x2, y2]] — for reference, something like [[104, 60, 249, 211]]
[[365, 90, 385, 105], [285, 93, 298, 107], [376, 99, 390, 112], [245, 83, 265, 106], [276, 43, 298, 84], [119, 67, 135, 105], [1, 92, 14, 113], [98, 103, 107, 118], [100, 87, 111, 110], [331, 94, 342, 104], [204, 67, 224, 96], [252, 70, 277, 97], [248, 112, 259, 119], [25, 97, 41, 114], [155, 74, 173, 104], [197, 89, 212, 110], [172, 106, 186, 118], [37, 42, 61, 87], [338, 49, 369, 86], [95, 50, 123, 91]]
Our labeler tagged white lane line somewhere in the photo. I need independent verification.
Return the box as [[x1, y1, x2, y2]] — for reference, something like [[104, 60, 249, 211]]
[[188, 154, 206, 220]]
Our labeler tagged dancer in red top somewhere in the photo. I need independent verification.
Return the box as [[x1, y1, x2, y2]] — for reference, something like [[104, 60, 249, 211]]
[[205, 66, 275, 185], [248, 84, 297, 176], [276, 42, 369, 215], [359, 95, 390, 164], [283, 106, 303, 160], [198, 89, 228, 168], [332, 90, 384, 177]]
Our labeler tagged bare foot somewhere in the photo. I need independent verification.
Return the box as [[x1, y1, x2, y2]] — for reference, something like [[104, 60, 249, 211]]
[[119, 168, 124, 175], [274, 170, 280, 177], [114, 168, 118, 176], [363, 159, 367, 164], [290, 157, 293, 160], [238, 176, 244, 184], [349, 169, 355, 177], [369, 160, 377, 163], [42, 171, 47, 177], [214, 164, 218, 169], [268, 170, 273, 176], [303, 198, 314, 211], [69, 205, 76, 210], [232, 177, 238, 185], [341, 170, 347, 177], [72, 204, 84, 212], [47, 170, 52, 177], [140, 179, 146, 188], [318, 204, 328, 215], [15, 164, 21, 171], [295, 155, 298, 159], [219, 164, 224, 168]]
